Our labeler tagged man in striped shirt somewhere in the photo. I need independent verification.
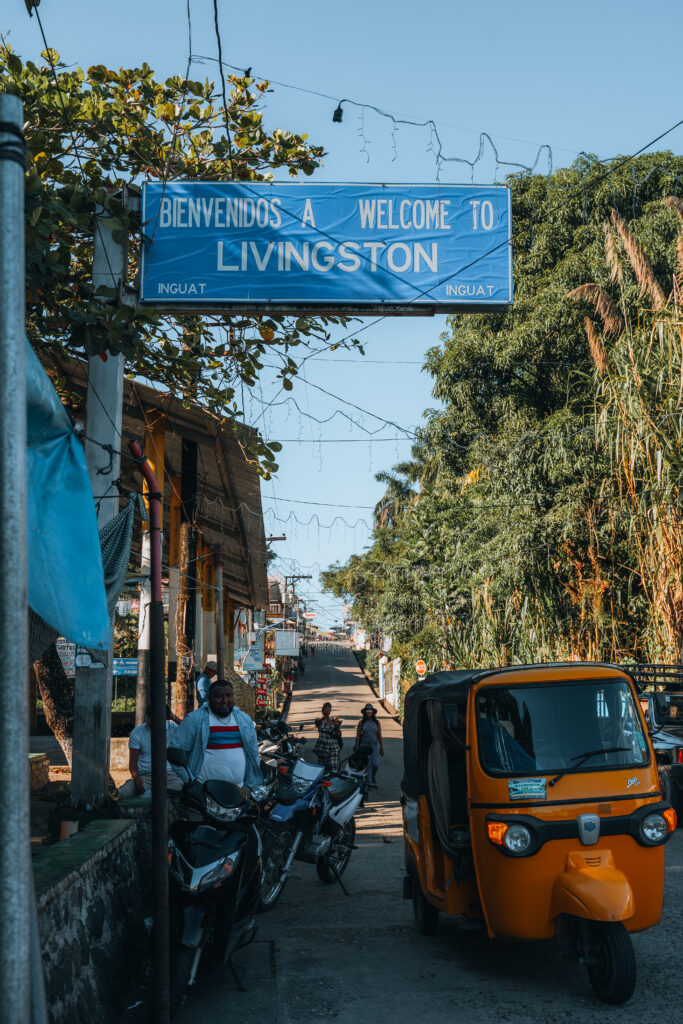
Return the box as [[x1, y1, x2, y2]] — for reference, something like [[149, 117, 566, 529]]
[[168, 680, 261, 789], [197, 683, 246, 785]]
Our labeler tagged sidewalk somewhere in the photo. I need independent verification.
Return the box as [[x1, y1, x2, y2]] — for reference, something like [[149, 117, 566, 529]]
[[175, 642, 405, 1024]]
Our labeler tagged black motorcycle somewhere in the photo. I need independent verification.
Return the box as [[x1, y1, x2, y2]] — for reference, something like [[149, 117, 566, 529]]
[[166, 747, 267, 1009]]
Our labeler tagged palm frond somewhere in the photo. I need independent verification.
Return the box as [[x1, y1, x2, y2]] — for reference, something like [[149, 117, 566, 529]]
[[585, 317, 609, 374], [610, 210, 666, 309], [604, 223, 623, 287], [568, 283, 623, 337], [661, 195, 683, 224]]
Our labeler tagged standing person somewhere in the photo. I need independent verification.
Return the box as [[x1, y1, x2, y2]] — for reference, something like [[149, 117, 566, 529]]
[[355, 704, 384, 789], [168, 680, 261, 787], [118, 703, 183, 799], [310, 644, 315, 657], [195, 661, 217, 707], [314, 702, 342, 771]]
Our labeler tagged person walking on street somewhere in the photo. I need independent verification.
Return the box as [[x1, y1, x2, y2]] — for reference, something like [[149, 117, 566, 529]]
[[196, 661, 218, 707], [314, 702, 342, 771], [355, 703, 384, 788]]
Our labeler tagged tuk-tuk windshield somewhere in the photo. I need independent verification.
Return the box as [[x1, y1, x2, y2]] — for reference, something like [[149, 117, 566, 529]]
[[476, 679, 648, 776]]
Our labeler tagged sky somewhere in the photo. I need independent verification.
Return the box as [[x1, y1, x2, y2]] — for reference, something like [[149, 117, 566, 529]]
[[6, 0, 683, 627]]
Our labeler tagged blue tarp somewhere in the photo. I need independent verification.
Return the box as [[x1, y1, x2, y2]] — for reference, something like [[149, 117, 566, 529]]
[[26, 341, 111, 650]]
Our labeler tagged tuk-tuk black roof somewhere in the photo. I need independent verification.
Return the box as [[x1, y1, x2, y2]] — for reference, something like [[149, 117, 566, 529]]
[[402, 671, 483, 799], [401, 663, 636, 799]]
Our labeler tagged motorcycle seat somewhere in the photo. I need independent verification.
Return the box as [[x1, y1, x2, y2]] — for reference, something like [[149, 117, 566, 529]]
[[328, 777, 358, 806]]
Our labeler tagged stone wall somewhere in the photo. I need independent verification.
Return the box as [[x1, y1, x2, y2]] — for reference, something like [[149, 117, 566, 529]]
[[30, 752, 50, 791], [34, 818, 150, 1024]]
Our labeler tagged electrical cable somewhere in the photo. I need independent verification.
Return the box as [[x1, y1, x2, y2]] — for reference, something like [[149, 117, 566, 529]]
[[212, 0, 236, 179], [192, 54, 580, 157]]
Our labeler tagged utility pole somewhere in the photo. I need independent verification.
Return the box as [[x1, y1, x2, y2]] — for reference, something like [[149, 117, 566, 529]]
[[0, 92, 31, 1024], [136, 413, 165, 725], [174, 439, 197, 717], [167, 476, 181, 699], [214, 546, 225, 677], [129, 441, 170, 1024], [284, 575, 312, 628], [71, 188, 134, 808]]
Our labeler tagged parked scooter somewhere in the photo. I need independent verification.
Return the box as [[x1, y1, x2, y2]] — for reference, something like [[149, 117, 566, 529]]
[[257, 715, 307, 763], [165, 747, 271, 1009], [258, 754, 363, 910], [342, 743, 372, 805]]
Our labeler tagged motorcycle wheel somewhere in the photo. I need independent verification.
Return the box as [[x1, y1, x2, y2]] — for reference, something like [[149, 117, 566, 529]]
[[587, 921, 636, 1004], [316, 817, 356, 884], [169, 945, 197, 1012], [259, 829, 294, 912]]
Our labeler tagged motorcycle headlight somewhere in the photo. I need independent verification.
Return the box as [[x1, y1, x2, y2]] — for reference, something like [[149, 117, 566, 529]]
[[196, 851, 241, 892], [640, 812, 669, 845], [503, 824, 532, 854], [205, 795, 243, 822], [292, 775, 311, 795], [250, 782, 274, 802]]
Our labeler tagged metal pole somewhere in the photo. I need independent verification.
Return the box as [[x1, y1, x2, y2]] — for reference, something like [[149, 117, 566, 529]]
[[136, 529, 151, 725], [129, 441, 169, 1024], [72, 187, 128, 809], [0, 92, 31, 1024], [215, 546, 225, 677]]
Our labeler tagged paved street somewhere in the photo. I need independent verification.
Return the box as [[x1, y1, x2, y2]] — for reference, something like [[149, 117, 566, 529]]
[[176, 644, 683, 1024]]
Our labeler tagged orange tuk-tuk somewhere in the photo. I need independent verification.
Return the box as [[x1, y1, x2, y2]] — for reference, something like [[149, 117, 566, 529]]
[[401, 664, 677, 1004]]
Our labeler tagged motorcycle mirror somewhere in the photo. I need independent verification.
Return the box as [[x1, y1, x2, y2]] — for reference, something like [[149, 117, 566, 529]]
[[167, 746, 189, 768]]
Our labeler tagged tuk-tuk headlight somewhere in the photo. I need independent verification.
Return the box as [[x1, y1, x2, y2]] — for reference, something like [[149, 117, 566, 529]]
[[503, 824, 532, 854], [640, 812, 669, 844]]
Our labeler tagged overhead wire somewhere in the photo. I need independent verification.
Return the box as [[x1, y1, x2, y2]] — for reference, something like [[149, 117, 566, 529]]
[[24, 16, 683, 574], [211, 0, 236, 179], [192, 54, 580, 157]]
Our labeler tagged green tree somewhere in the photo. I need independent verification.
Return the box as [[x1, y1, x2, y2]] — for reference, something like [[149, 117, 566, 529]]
[[323, 152, 683, 679], [1, 43, 359, 476]]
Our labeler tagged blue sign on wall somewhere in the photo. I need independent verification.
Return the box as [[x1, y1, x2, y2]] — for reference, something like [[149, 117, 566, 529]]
[[113, 658, 138, 676], [140, 182, 512, 313]]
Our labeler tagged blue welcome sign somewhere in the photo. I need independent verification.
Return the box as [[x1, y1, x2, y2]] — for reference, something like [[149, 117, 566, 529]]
[[140, 182, 512, 313]]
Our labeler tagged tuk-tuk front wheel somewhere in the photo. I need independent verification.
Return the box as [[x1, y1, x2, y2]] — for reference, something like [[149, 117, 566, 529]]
[[409, 866, 439, 936], [586, 921, 636, 1005]]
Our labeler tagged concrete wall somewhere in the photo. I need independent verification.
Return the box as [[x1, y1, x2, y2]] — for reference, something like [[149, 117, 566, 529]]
[[34, 819, 150, 1024]]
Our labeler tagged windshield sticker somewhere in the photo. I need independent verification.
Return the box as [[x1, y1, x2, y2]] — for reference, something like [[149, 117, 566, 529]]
[[508, 777, 547, 801]]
